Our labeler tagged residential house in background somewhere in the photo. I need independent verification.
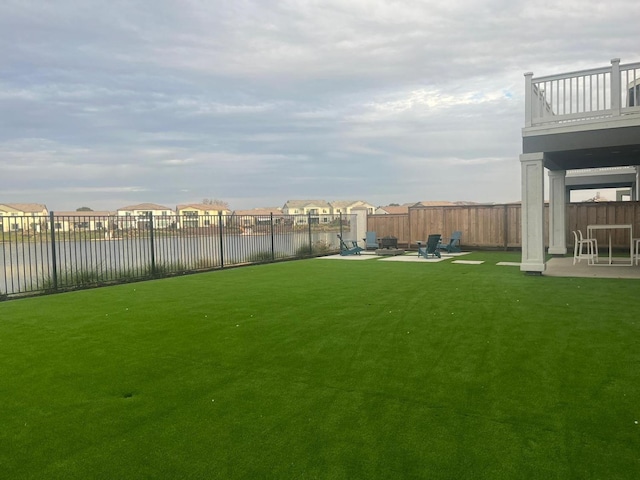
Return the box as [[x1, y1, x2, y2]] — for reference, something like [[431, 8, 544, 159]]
[[375, 205, 410, 215], [375, 201, 478, 215], [412, 201, 464, 207], [176, 203, 231, 228], [231, 208, 284, 228], [282, 200, 332, 224], [117, 203, 176, 230], [0, 203, 48, 232], [52, 211, 115, 232], [329, 200, 375, 216]]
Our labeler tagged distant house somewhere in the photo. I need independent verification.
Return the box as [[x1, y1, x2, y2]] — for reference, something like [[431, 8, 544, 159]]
[[176, 203, 231, 228], [412, 201, 478, 207], [375, 201, 479, 214], [0, 203, 48, 232], [412, 201, 455, 207], [116, 203, 176, 229], [375, 205, 410, 215], [282, 200, 332, 224], [329, 200, 376, 216], [53, 211, 115, 232], [231, 208, 284, 227]]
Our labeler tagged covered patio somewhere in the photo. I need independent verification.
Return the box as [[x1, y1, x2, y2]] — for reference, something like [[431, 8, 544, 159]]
[[520, 58, 640, 273], [545, 256, 640, 279]]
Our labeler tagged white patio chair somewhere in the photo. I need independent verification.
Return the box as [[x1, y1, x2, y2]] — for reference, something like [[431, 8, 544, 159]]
[[572, 230, 597, 265], [578, 230, 598, 264]]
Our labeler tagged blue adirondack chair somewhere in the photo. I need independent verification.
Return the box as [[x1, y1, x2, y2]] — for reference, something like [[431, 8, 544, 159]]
[[337, 234, 364, 256], [417, 234, 442, 259], [364, 231, 379, 250], [439, 231, 462, 253]]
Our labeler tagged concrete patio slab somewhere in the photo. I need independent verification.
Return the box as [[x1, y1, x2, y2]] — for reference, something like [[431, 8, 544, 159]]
[[379, 254, 447, 263], [379, 251, 471, 261], [544, 256, 640, 279], [452, 260, 485, 265], [317, 253, 378, 260]]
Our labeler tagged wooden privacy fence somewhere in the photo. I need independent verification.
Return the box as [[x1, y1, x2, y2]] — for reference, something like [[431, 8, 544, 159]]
[[567, 201, 640, 248], [368, 202, 640, 250]]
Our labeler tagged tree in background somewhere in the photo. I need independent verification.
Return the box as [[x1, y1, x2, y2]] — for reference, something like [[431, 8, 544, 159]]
[[76, 207, 93, 211], [202, 198, 229, 209]]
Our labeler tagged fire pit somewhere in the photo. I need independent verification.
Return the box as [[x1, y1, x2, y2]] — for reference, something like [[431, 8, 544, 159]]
[[380, 236, 398, 249], [375, 236, 404, 256]]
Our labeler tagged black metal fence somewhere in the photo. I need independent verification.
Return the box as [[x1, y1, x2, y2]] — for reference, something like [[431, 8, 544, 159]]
[[0, 212, 358, 298]]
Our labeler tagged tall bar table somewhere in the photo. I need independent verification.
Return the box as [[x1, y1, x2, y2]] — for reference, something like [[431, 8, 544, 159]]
[[586, 224, 633, 266]]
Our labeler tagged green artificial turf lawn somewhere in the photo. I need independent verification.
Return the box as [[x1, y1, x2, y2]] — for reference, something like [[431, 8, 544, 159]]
[[1, 252, 639, 479]]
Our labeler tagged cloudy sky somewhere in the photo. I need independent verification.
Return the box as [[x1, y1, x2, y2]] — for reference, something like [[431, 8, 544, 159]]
[[1, 0, 638, 211]]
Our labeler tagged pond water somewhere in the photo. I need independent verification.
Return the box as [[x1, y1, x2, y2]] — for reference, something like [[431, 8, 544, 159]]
[[1, 230, 350, 296]]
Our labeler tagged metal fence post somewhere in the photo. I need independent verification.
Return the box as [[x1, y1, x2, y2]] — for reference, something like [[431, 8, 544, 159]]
[[149, 212, 156, 275], [49, 211, 58, 291], [308, 212, 312, 254], [218, 212, 224, 268], [270, 213, 275, 261], [339, 212, 343, 242]]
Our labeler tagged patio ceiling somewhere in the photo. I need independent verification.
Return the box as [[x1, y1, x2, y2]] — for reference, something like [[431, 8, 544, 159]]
[[545, 144, 640, 171], [522, 124, 640, 171]]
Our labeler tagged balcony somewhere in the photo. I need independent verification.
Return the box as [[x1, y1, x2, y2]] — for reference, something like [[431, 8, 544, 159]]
[[525, 59, 640, 131], [523, 59, 640, 172]]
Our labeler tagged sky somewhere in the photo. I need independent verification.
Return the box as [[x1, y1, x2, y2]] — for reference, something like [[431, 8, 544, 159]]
[[1, 0, 639, 212]]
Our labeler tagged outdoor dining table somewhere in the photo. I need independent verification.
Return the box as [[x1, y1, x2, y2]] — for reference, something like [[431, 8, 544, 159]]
[[586, 224, 633, 266]]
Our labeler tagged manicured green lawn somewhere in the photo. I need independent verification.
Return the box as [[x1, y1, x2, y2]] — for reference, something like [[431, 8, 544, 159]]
[[1, 252, 639, 479]]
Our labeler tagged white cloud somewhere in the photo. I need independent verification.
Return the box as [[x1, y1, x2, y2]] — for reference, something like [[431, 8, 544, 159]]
[[57, 186, 149, 194]]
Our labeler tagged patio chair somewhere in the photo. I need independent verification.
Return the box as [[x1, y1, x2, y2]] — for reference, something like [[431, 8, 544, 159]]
[[572, 230, 597, 264], [364, 231, 379, 250], [578, 230, 598, 264], [337, 234, 364, 256], [417, 234, 442, 259], [438, 231, 462, 253]]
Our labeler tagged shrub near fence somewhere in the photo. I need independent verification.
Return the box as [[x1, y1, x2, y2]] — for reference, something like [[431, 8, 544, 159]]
[[369, 201, 640, 250], [0, 212, 357, 298]]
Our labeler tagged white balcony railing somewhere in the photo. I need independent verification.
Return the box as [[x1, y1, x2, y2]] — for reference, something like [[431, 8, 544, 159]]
[[525, 59, 640, 127]]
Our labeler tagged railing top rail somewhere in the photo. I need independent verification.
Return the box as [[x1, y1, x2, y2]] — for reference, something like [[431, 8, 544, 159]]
[[531, 60, 639, 84], [621, 61, 640, 70], [533, 65, 611, 83]]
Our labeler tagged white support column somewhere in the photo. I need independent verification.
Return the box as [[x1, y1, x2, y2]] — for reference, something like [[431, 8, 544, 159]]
[[520, 152, 546, 273], [353, 208, 367, 248], [548, 170, 567, 255]]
